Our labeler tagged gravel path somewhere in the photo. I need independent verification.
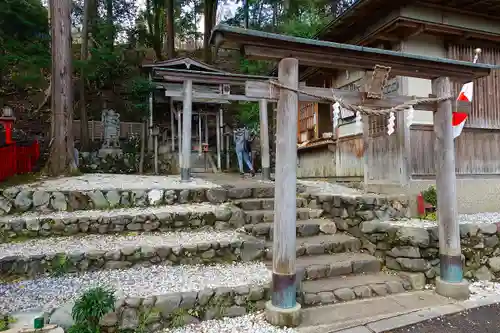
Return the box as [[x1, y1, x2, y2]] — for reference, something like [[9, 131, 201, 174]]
[[297, 180, 361, 196], [384, 212, 500, 228], [0, 202, 224, 223], [0, 230, 245, 259], [13, 174, 219, 191], [0, 262, 272, 313], [163, 313, 297, 333]]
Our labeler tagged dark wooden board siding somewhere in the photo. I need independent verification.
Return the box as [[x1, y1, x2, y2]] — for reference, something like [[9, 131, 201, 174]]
[[448, 44, 500, 129]]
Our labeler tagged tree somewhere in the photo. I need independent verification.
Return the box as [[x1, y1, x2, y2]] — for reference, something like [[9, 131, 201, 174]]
[[47, 0, 77, 175], [79, 0, 91, 151], [165, 0, 175, 59], [203, 0, 218, 63]]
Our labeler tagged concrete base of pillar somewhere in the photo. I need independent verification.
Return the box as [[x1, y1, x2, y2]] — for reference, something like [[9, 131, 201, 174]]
[[180, 168, 191, 182], [435, 277, 470, 300], [265, 301, 302, 327], [262, 167, 271, 181]]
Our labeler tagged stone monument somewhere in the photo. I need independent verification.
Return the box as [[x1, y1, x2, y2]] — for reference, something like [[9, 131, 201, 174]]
[[99, 108, 122, 157]]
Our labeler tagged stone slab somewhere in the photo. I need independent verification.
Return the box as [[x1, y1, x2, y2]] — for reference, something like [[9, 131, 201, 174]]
[[301, 272, 405, 294], [265, 233, 361, 260], [298, 290, 457, 331]]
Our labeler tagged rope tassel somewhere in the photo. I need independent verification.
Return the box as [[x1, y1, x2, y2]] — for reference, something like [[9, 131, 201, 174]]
[[406, 106, 414, 128], [355, 111, 362, 132], [387, 111, 395, 135], [332, 102, 340, 129]]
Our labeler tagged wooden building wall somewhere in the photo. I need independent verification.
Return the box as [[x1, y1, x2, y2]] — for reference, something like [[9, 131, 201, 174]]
[[447, 44, 500, 129], [408, 44, 500, 177]]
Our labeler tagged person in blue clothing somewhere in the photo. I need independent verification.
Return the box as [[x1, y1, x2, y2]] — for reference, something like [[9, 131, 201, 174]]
[[233, 123, 255, 177]]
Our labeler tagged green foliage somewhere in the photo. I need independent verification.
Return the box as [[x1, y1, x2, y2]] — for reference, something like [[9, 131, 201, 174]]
[[0, 315, 16, 332], [52, 254, 71, 277], [278, 10, 331, 38], [71, 286, 116, 329], [124, 76, 155, 118], [424, 211, 437, 221], [235, 102, 260, 133], [0, 0, 50, 97], [422, 185, 437, 207]]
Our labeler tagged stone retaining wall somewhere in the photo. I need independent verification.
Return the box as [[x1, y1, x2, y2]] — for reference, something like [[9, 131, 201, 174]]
[[1, 236, 265, 278], [305, 193, 410, 222], [0, 205, 246, 243], [357, 220, 500, 282], [99, 285, 270, 331], [0, 186, 276, 215]]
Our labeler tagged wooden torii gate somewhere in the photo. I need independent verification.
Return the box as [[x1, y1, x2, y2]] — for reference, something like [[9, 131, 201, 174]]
[[143, 63, 276, 180], [210, 25, 496, 327]]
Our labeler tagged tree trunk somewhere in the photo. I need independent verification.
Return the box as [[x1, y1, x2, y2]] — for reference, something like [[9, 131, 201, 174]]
[[203, 0, 217, 63], [152, 0, 163, 60], [48, 0, 77, 176], [79, 0, 91, 151], [165, 0, 175, 59], [139, 120, 146, 174], [244, 0, 249, 28], [105, 0, 114, 49]]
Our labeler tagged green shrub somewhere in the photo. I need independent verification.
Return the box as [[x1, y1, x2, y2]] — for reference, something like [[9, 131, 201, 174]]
[[422, 185, 437, 207], [70, 286, 116, 333]]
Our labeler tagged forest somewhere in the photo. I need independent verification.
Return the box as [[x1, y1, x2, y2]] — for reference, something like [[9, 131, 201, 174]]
[[0, 0, 355, 175]]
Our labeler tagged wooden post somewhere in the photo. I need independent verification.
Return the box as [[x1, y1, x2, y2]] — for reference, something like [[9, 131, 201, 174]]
[[216, 110, 221, 171], [432, 76, 469, 300], [181, 79, 193, 181], [225, 135, 230, 170], [170, 99, 175, 152], [154, 133, 158, 174], [398, 108, 411, 186], [148, 72, 154, 152], [259, 99, 271, 180], [177, 108, 182, 170], [198, 111, 202, 156], [204, 112, 209, 171], [265, 58, 301, 327], [362, 115, 370, 192]]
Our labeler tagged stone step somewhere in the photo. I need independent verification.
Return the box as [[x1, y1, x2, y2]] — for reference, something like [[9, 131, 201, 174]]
[[0, 230, 265, 278], [233, 197, 308, 211], [0, 174, 279, 214], [265, 253, 381, 281], [244, 208, 324, 224], [264, 233, 361, 260], [243, 219, 338, 239], [0, 203, 246, 243], [298, 272, 412, 307], [1, 262, 272, 330]]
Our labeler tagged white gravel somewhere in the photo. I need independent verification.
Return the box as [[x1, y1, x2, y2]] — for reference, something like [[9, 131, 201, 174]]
[[163, 312, 297, 333], [12, 174, 219, 192], [458, 212, 500, 224], [0, 230, 245, 259], [468, 280, 500, 301], [385, 212, 500, 229], [298, 180, 361, 196], [0, 262, 272, 313], [0, 203, 226, 223]]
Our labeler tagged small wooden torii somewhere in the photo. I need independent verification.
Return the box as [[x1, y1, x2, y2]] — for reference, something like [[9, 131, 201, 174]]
[[210, 24, 497, 327]]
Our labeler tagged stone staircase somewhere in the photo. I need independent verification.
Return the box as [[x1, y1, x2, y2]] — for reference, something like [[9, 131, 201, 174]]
[[233, 193, 413, 308], [0, 174, 415, 331]]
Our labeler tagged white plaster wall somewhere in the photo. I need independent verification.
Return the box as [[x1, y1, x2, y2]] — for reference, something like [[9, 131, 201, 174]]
[[400, 34, 448, 125]]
